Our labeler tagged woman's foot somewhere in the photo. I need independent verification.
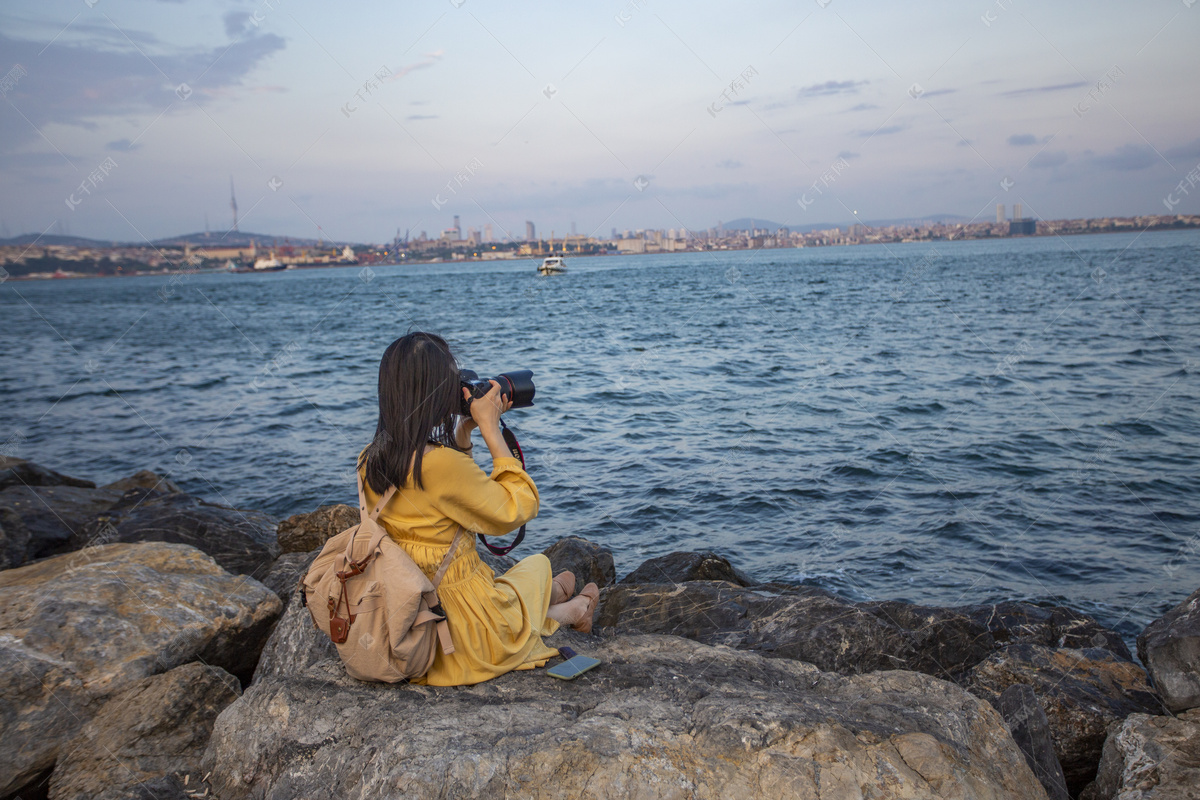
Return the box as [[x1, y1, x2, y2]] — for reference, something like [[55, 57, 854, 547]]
[[550, 571, 576, 606], [570, 583, 600, 634]]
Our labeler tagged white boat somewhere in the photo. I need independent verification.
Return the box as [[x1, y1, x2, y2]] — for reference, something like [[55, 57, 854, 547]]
[[253, 252, 286, 271], [538, 256, 567, 275]]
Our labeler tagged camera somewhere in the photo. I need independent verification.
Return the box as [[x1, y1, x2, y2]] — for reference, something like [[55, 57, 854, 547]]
[[459, 369, 535, 416]]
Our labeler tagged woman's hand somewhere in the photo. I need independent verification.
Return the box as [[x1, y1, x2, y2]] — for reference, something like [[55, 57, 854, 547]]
[[464, 381, 512, 432]]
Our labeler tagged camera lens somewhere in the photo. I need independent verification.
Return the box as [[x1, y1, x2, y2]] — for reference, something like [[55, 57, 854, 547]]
[[496, 370, 535, 408]]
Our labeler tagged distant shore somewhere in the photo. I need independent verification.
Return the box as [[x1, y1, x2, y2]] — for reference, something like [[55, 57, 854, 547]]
[[5, 220, 1199, 282]]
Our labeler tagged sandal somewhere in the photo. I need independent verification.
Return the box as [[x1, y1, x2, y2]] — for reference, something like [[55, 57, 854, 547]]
[[551, 571, 577, 606], [571, 583, 601, 634]]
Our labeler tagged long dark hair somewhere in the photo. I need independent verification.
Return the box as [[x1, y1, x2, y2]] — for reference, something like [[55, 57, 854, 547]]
[[359, 332, 462, 493]]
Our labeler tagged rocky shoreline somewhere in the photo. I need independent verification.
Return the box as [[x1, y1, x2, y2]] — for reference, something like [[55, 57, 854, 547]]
[[2, 455, 1197, 799]]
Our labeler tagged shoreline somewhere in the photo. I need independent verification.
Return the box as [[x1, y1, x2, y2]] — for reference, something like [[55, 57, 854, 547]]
[[6, 224, 1198, 282]]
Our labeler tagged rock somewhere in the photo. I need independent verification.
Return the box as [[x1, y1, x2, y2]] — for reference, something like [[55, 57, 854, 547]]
[[0, 504, 31, 570], [966, 643, 1166, 796], [543, 536, 616, 588], [0, 456, 95, 490], [476, 537, 518, 574], [965, 600, 1133, 660], [620, 549, 753, 586], [598, 581, 996, 679], [0, 542, 281, 797], [0, 483, 122, 563], [276, 503, 358, 554], [101, 469, 182, 495], [252, 588, 338, 683], [74, 488, 280, 580], [204, 634, 1049, 800], [1138, 586, 1200, 713], [997, 683, 1070, 800], [49, 662, 240, 800], [1081, 709, 1200, 800], [260, 549, 318, 604]]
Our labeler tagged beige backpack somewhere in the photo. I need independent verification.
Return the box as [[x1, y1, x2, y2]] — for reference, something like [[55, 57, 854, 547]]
[[300, 475, 466, 682]]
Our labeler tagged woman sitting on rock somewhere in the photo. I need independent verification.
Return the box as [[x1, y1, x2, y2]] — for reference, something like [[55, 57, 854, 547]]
[[357, 332, 598, 686]]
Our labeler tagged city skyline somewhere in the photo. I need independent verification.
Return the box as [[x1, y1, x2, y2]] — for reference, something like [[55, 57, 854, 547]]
[[2, 1, 1199, 243]]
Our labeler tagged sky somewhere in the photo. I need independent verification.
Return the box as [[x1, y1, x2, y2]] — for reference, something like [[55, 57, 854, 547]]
[[2, 0, 1199, 244]]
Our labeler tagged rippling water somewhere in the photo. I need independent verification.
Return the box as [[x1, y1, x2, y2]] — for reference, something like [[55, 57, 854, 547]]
[[3, 231, 1198, 642]]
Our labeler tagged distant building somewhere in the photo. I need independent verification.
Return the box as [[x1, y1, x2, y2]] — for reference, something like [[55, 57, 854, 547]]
[[453, 215, 461, 240], [1014, 203, 1023, 221], [996, 204, 1005, 224], [525, 221, 535, 241], [483, 223, 493, 243], [1009, 219, 1036, 235]]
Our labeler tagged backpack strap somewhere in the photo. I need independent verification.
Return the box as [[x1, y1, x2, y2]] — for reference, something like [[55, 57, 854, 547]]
[[345, 473, 397, 564], [425, 527, 470, 657]]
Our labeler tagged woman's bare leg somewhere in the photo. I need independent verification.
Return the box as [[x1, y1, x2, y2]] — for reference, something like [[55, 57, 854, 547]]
[[547, 594, 590, 626]]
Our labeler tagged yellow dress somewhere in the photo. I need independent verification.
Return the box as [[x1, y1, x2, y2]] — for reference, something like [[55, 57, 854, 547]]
[[359, 444, 560, 686]]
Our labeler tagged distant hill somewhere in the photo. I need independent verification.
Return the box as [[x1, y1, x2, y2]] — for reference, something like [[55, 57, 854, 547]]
[[0, 233, 113, 247], [0, 230, 363, 248], [153, 230, 357, 247], [718, 218, 787, 232], [711, 214, 971, 235]]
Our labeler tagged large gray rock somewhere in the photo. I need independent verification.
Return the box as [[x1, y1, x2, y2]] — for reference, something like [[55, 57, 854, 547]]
[[260, 549, 319, 604], [0, 456, 95, 490], [49, 662, 240, 800], [0, 542, 282, 798], [0, 505, 31, 570], [543, 535, 616, 588], [597, 581, 997, 679], [1082, 709, 1200, 800], [73, 488, 280, 580], [965, 601, 1133, 660], [966, 643, 1165, 796], [0, 483, 122, 563], [619, 549, 753, 586], [275, 503, 358, 554], [1138, 586, 1200, 713], [204, 634, 1050, 800], [252, 588, 338, 683], [101, 469, 182, 495], [997, 683, 1070, 800]]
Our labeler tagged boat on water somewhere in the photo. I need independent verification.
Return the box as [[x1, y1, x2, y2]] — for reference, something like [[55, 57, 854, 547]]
[[252, 252, 287, 271], [538, 256, 567, 275]]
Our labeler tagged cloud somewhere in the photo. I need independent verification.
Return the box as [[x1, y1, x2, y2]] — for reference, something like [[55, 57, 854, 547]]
[[223, 11, 250, 38], [1029, 150, 1067, 168], [860, 125, 903, 137], [385, 51, 444, 81], [837, 151, 860, 160], [845, 103, 878, 112], [406, 114, 438, 120], [1001, 81, 1088, 97], [0, 30, 286, 154], [1092, 143, 1157, 171], [1007, 134, 1039, 146], [1165, 137, 1200, 161], [105, 139, 142, 152], [797, 80, 868, 99], [922, 88, 956, 98], [716, 159, 742, 169]]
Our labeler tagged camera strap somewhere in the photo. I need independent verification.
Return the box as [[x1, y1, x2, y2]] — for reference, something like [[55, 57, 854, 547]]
[[479, 419, 526, 557]]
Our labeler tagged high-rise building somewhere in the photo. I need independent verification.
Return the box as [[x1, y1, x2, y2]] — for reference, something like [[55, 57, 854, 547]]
[[453, 215, 461, 240], [570, 221, 577, 236], [525, 221, 535, 241], [996, 204, 1005, 224], [1013, 203, 1023, 221], [483, 223, 493, 243]]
